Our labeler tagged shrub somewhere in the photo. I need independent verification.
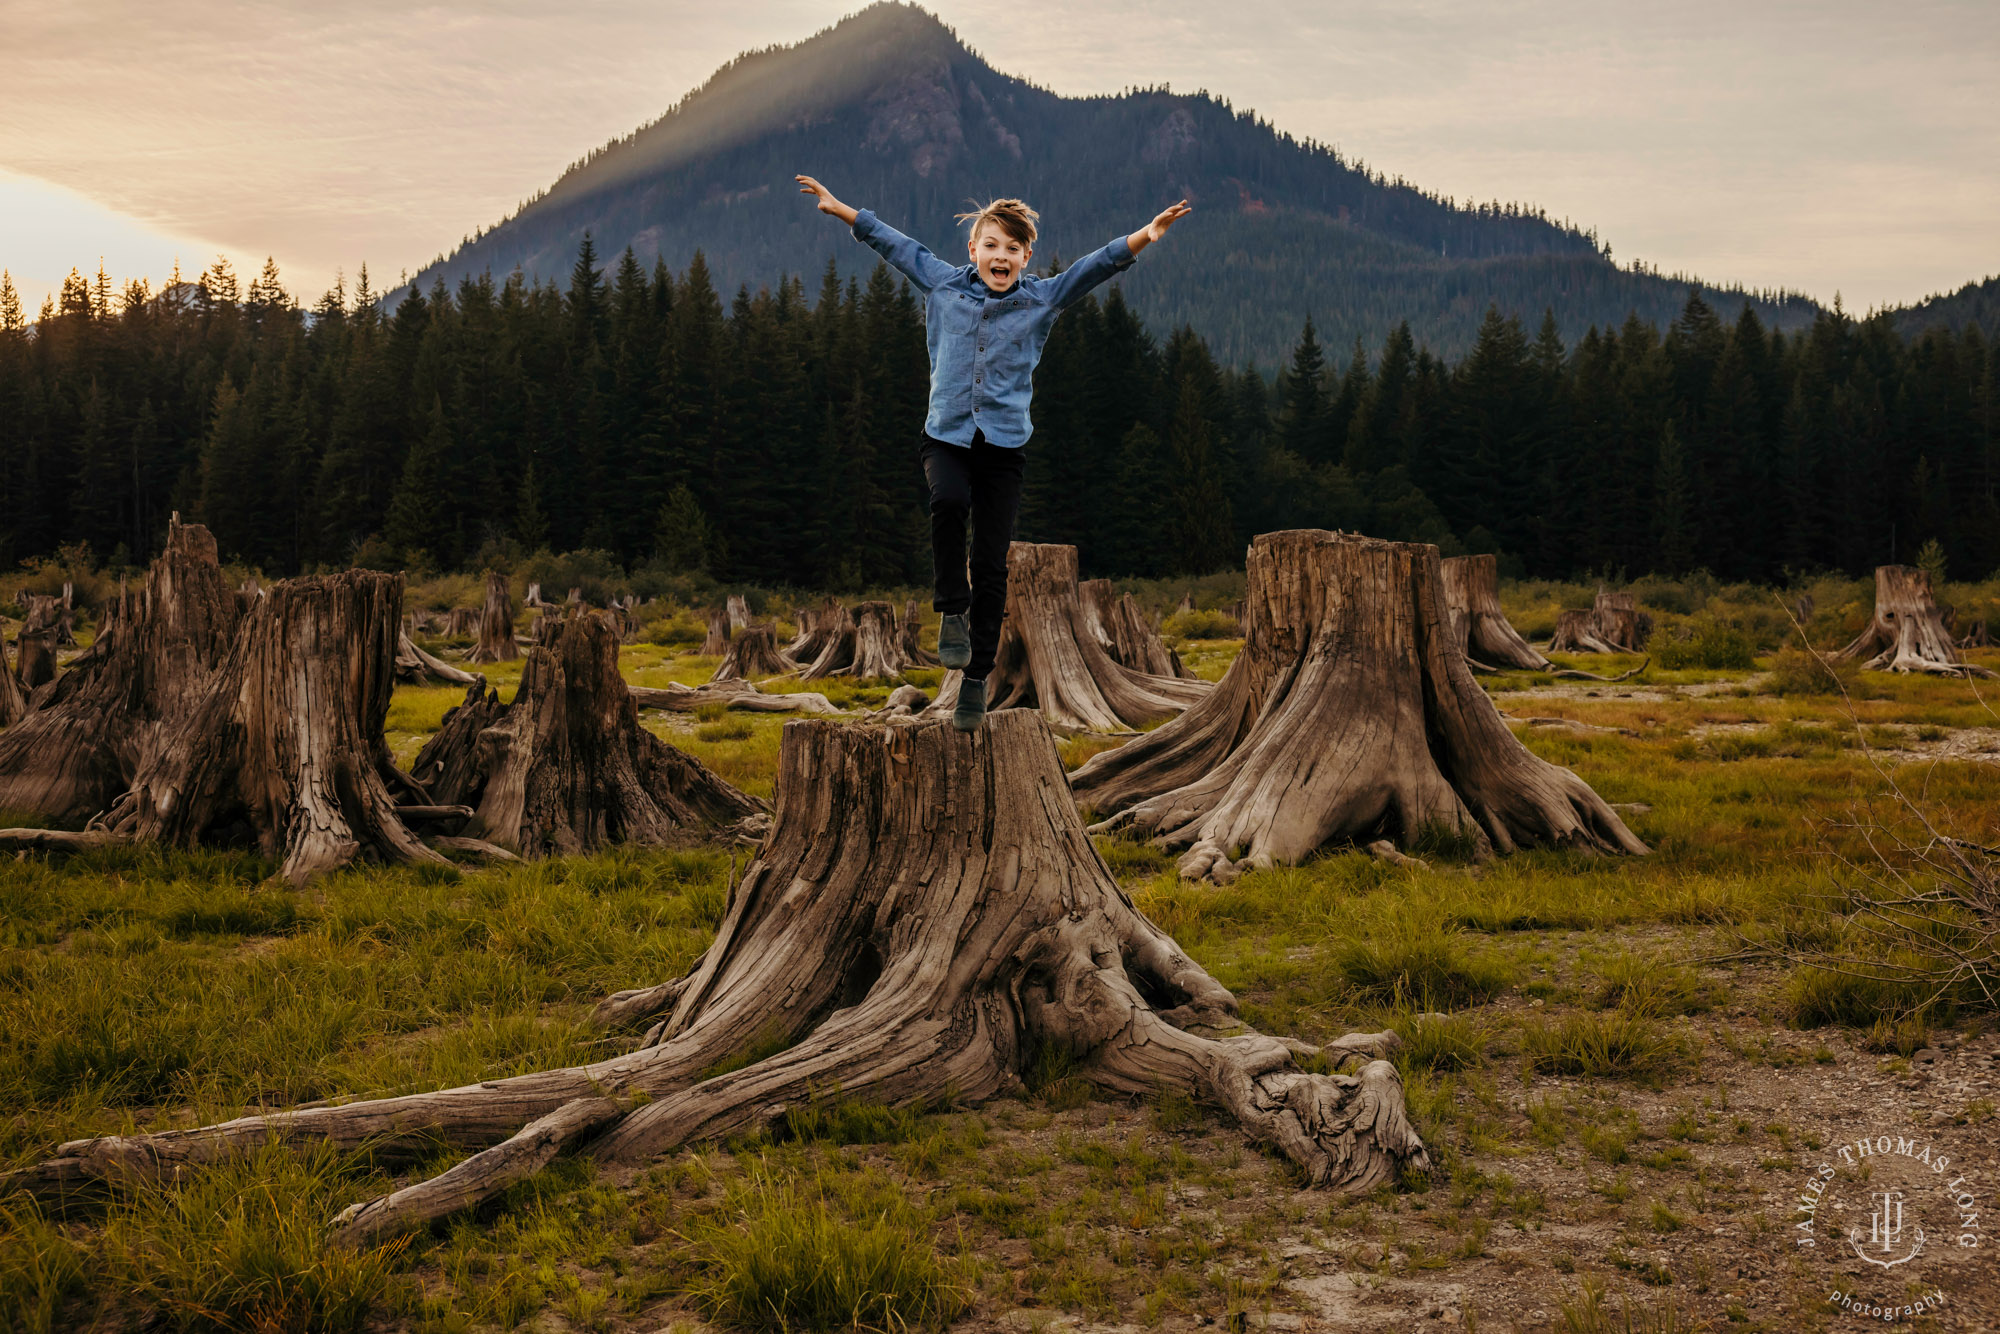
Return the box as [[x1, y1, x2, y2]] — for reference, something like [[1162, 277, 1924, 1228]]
[[1652, 619, 1754, 670], [645, 608, 706, 647], [1162, 608, 1239, 640], [1522, 1011, 1684, 1082], [1765, 646, 1858, 697], [1327, 900, 1512, 1008]]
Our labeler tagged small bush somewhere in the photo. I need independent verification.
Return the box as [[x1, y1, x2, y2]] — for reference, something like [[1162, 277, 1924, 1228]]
[[646, 609, 706, 647], [1653, 619, 1754, 670], [1162, 608, 1239, 640], [1592, 955, 1718, 1017], [696, 718, 755, 743], [1766, 645, 1859, 696], [1522, 1012, 1683, 1082], [682, 1173, 969, 1334], [1327, 901, 1512, 1008]]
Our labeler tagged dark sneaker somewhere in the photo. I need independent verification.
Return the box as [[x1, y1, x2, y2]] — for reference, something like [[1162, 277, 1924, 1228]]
[[952, 675, 987, 732], [938, 612, 972, 669]]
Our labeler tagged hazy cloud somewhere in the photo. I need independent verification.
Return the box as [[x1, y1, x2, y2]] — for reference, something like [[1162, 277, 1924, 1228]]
[[1, 0, 1993, 312]]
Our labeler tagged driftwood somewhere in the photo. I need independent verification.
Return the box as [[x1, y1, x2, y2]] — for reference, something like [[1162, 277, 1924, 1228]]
[[900, 599, 940, 667], [924, 544, 1212, 732], [800, 600, 909, 681], [408, 613, 764, 856], [1082, 579, 1191, 679], [1441, 555, 1549, 671], [1071, 531, 1648, 882], [396, 630, 482, 687], [630, 678, 842, 717], [91, 569, 449, 886], [467, 571, 516, 665], [1837, 565, 1995, 677], [9, 712, 1429, 1222], [0, 519, 242, 825], [859, 684, 931, 720], [710, 624, 791, 683]]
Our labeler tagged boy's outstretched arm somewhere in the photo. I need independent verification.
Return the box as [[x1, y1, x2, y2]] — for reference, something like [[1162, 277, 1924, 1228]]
[[1044, 199, 1193, 310], [796, 173, 957, 293], [795, 174, 859, 226], [1126, 199, 1192, 257]]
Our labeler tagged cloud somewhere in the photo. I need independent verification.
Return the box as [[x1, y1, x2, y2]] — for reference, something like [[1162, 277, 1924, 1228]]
[[1, 0, 1993, 311]]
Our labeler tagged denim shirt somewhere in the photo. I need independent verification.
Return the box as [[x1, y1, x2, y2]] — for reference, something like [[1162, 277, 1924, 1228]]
[[850, 208, 1137, 448]]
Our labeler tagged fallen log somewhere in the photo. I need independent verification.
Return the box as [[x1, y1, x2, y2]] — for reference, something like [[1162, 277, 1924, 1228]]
[[1071, 531, 1648, 882], [396, 629, 482, 687], [8, 713, 1430, 1221], [629, 678, 843, 716]]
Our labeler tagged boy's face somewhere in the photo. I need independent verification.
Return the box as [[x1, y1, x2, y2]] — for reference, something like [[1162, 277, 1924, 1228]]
[[968, 222, 1031, 293]]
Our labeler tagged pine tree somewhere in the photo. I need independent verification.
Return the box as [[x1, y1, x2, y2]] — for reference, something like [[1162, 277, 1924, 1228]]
[[1166, 374, 1235, 574], [387, 397, 451, 561], [1276, 315, 1328, 463], [1653, 420, 1692, 574]]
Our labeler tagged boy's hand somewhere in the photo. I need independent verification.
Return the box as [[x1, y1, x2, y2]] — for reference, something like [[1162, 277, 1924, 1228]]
[[795, 175, 858, 226], [1127, 199, 1191, 255]]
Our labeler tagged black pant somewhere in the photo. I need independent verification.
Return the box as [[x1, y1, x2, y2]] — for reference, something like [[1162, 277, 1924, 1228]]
[[921, 430, 1024, 680]]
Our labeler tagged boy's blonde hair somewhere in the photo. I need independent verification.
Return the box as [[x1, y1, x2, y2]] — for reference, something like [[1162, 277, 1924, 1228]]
[[955, 197, 1039, 247]]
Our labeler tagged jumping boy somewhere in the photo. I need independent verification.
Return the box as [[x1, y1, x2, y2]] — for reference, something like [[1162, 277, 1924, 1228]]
[[794, 175, 1191, 729]]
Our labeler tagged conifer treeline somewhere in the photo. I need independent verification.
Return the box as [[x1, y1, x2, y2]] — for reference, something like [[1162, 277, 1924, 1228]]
[[1, 244, 1995, 587]]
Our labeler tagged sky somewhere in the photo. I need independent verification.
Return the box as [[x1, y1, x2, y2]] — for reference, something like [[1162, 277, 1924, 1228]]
[[2, 0, 1994, 317]]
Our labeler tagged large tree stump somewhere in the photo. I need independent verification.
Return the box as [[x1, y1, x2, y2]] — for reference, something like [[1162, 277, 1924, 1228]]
[[443, 606, 479, 638], [1590, 589, 1648, 652], [0, 519, 241, 824], [725, 594, 750, 635], [1082, 579, 1192, 679], [92, 570, 449, 886], [0, 630, 27, 727], [1547, 609, 1615, 654], [9, 712, 1428, 1219], [1837, 565, 1994, 677], [467, 571, 516, 665], [925, 544, 1212, 732], [799, 601, 909, 680], [785, 600, 843, 666], [409, 613, 764, 856], [12, 624, 56, 692], [709, 624, 791, 683], [1071, 531, 1647, 882], [1441, 555, 1550, 671], [1960, 620, 1993, 650]]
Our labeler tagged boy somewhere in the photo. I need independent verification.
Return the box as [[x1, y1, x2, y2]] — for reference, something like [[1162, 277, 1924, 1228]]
[[795, 174, 1191, 730]]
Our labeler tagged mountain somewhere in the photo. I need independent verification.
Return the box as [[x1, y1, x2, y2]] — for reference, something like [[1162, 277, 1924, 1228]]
[[407, 2, 1820, 363], [1891, 274, 2000, 341]]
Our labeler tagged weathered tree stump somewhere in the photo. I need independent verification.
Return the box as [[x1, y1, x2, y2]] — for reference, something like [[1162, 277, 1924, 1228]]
[[9, 712, 1428, 1221], [1441, 555, 1550, 672], [442, 606, 479, 638], [396, 630, 483, 687], [0, 520, 242, 824], [785, 601, 844, 666], [1547, 608, 1615, 655], [900, 599, 940, 667], [0, 632, 27, 727], [1071, 531, 1647, 882], [1083, 579, 1193, 680], [725, 594, 750, 635], [12, 624, 57, 691], [925, 544, 1212, 732], [799, 601, 909, 680], [698, 607, 730, 657], [409, 613, 764, 856], [784, 606, 817, 662], [1837, 565, 1995, 677], [1960, 620, 1993, 650], [1590, 589, 1649, 652], [709, 624, 791, 683], [467, 571, 516, 665], [93, 569, 449, 886]]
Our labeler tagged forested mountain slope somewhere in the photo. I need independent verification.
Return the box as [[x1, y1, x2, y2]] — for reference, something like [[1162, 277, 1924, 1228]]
[[408, 2, 1818, 362]]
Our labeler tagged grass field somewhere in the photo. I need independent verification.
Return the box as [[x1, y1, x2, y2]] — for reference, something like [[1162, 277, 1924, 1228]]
[[3, 623, 1998, 1332]]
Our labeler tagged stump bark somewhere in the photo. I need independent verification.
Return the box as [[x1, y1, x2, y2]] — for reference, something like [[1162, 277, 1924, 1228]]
[[10, 712, 1429, 1219], [1082, 579, 1191, 679], [1837, 565, 1994, 677], [0, 519, 241, 824], [699, 607, 730, 657], [901, 599, 940, 667], [92, 569, 450, 886], [467, 571, 516, 665], [710, 625, 792, 683], [409, 613, 764, 856], [925, 544, 1212, 733], [799, 601, 909, 681], [1071, 531, 1647, 882], [1441, 555, 1549, 672]]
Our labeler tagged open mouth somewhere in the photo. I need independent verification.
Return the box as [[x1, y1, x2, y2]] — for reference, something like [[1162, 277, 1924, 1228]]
[[988, 264, 1013, 281]]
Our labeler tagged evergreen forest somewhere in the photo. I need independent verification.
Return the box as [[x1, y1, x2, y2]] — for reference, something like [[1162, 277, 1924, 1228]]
[[1, 240, 1995, 590]]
